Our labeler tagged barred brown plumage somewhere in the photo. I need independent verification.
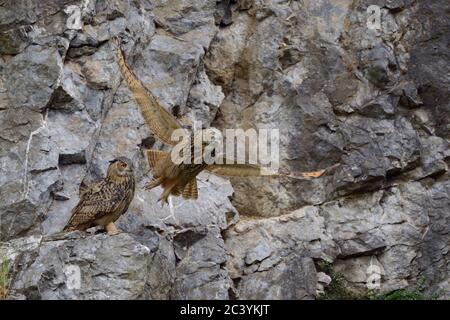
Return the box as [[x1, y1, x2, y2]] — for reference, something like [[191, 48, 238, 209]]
[[113, 38, 339, 204], [113, 37, 186, 146], [63, 157, 135, 235]]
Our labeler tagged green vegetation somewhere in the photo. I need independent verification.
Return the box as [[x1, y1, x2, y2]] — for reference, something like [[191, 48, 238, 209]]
[[317, 262, 365, 300], [370, 278, 439, 300], [0, 258, 10, 300], [317, 262, 438, 300], [371, 288, 437, 300]]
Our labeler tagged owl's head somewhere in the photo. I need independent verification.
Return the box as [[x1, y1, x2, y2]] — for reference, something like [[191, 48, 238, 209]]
[[107, 157, 134, 178]]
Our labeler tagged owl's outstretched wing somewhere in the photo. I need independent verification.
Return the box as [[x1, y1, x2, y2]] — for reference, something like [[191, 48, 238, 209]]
[[144, 148, 338, 179], [64, 181, 123, 230], [206, 163, 337, 180], [206, 163, 265, 177], [113, 39, 184, 146]]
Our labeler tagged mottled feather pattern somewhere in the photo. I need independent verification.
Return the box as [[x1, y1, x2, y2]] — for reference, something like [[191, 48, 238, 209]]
[[147, 149, 168, 169], [207, 163, 263, 177], [145, 150, 333, 180], [113, 38, 339, 203], [64, 158, 135, 232], [182, 179, 198, 199], [114, 42, 184, 146]]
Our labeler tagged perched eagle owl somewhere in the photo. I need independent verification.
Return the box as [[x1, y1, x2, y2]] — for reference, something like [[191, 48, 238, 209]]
[[113, 39, 338, 204], [64, 157, 136, 235]]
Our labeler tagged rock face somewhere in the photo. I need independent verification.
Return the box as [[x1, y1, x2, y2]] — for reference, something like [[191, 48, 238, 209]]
[[0, 0, 449, 299], [2, 233, 153, 299]]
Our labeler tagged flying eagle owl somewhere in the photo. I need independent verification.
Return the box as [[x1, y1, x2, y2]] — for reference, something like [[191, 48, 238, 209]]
[[113, 39, 338, 204], [64, 157, 136, 235]]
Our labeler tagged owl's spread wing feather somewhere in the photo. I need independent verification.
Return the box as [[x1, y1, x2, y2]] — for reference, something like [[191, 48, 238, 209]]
[[144, 148, 336, 180], [206, 163, 265, 177], [114, 39, 184, 146], [206, 163, 339, 180], [65, 181, 125, 230]]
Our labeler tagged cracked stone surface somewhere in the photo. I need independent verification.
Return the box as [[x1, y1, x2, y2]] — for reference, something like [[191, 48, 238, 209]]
[[1, 0, 449, 299]]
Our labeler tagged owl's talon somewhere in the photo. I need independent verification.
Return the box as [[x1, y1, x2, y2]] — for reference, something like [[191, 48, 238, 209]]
[[145, 177, 163, 190], [145, 183, 154, 190], [156, 198, 164, 207], [105, 222, 119, 236], [157, 195, 170, 207]]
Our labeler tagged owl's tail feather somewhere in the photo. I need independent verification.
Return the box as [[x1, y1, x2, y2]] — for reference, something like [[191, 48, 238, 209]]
[[163, 178, 198, 199], [182, 179, 198, 199]]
